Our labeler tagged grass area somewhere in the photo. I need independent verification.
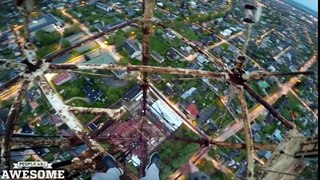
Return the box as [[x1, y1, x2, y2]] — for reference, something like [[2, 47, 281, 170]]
[[166, 37, 182, 48], [76, 114, 97, 125], [196, 158, 233, 179], [175, 26, 200, 41], [75, 41, 100, 54], [34, 124, 57, 136], [248, 82, 266, 98], [56, 78, 87, 100], [37, 43, 59, 58], [63, 23, 82, 37], [264, 123, 277, 135], [150, 35, 170, 53], [107, 30, 127, 47], [211, 99, 234, 128], [67, 99, 90, 107], [234, 150, 246, 162]]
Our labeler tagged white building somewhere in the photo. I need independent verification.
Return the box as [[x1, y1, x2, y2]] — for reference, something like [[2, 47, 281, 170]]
[[189, 1, 197, 8], [150, 99, 183, 132], [220, 29, 232, 38]]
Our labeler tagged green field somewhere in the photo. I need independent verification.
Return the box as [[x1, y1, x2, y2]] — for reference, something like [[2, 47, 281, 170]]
[[150, 36, 170, 53]]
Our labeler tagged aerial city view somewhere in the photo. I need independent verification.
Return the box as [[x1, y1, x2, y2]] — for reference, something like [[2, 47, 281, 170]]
[[0, 0, 318, 179]]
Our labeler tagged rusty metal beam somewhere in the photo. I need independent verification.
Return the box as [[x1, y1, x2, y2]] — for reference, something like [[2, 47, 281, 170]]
[[0, 59, 26, 69], [35, 72, 136, 179], [49, 64, 228, 81], [69, 106, 127, 120], [35, 75, 107, 156], [141, 0, 155, 117], [260, 169, 299, 177], [139, 0, 156, 176], [0, 80, 29, 169], [243, 83, 296, 129], [61, 70, 114, 78], [238, 87, 254, 180], [89, 120, 116, 139]]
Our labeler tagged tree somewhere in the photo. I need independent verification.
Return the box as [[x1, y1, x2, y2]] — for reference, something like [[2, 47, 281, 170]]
[[61, 39, 71, 48], [107, 88, 123, 103], [89, 26, 97, 32], [198, 159, 215, 175], [63, 23, 82, 37], [35, 30, 60, 45], [208, 149, 217, 158]]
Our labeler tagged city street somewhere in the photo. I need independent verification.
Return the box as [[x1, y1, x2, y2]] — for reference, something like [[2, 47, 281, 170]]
[[61, 10, 120, 62]]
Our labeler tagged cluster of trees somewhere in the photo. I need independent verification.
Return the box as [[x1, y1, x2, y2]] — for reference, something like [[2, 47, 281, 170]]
[[61, 38, 71, 48], [50, 10, 73, 24], [106, 30, 127, 48], [63, 23, 82, 37], [35, 30, 60, 45], [158, 125, 201, 179], [160, 142, 200, 179]]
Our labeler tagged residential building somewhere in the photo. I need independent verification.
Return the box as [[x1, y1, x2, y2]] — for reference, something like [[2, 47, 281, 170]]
[[82, 84, 104, 102], [196, 54, 209, 66], [258, 150, 272, 160], [253, 132, 262, 143], [163, 30, 176, 39], [181, 87, 197, 100], [198, 107, 216, 123], [220, 29, 232, 38], [167, 48, 180, 61], [52, 72, 73, 86], [29, 14, 62, 37], [258, 80, 270, 90], [122, 39, 141, 59], [186, 104, 199, 119], [272, 129, 283, 142], [165, 85, 174, 96], [150, 99, 183, 132], [151, 51, 164, 63], [96, 2, 115, 13]]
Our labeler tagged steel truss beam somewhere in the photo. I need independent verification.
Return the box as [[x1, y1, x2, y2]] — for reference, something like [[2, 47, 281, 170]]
[[69, 106, 127, 119], [243, 83, 296, 129], [0, 80, 29, 169], [36, 74, 107, 155], [49, 64, 228, 81], [238, 87, 254, 180]]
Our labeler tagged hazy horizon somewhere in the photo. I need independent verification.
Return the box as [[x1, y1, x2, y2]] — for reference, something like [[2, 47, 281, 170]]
[[291, 0, 318, 13]]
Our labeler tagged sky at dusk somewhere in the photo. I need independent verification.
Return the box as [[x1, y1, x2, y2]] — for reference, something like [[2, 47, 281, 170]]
[[292, 0, 318, 12]]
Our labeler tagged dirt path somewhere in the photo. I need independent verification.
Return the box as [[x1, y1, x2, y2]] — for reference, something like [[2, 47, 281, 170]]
[[64, 97, 90, 104]]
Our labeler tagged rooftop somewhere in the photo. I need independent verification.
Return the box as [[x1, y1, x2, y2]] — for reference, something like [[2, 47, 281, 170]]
[[29, 14, 59, 33]]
